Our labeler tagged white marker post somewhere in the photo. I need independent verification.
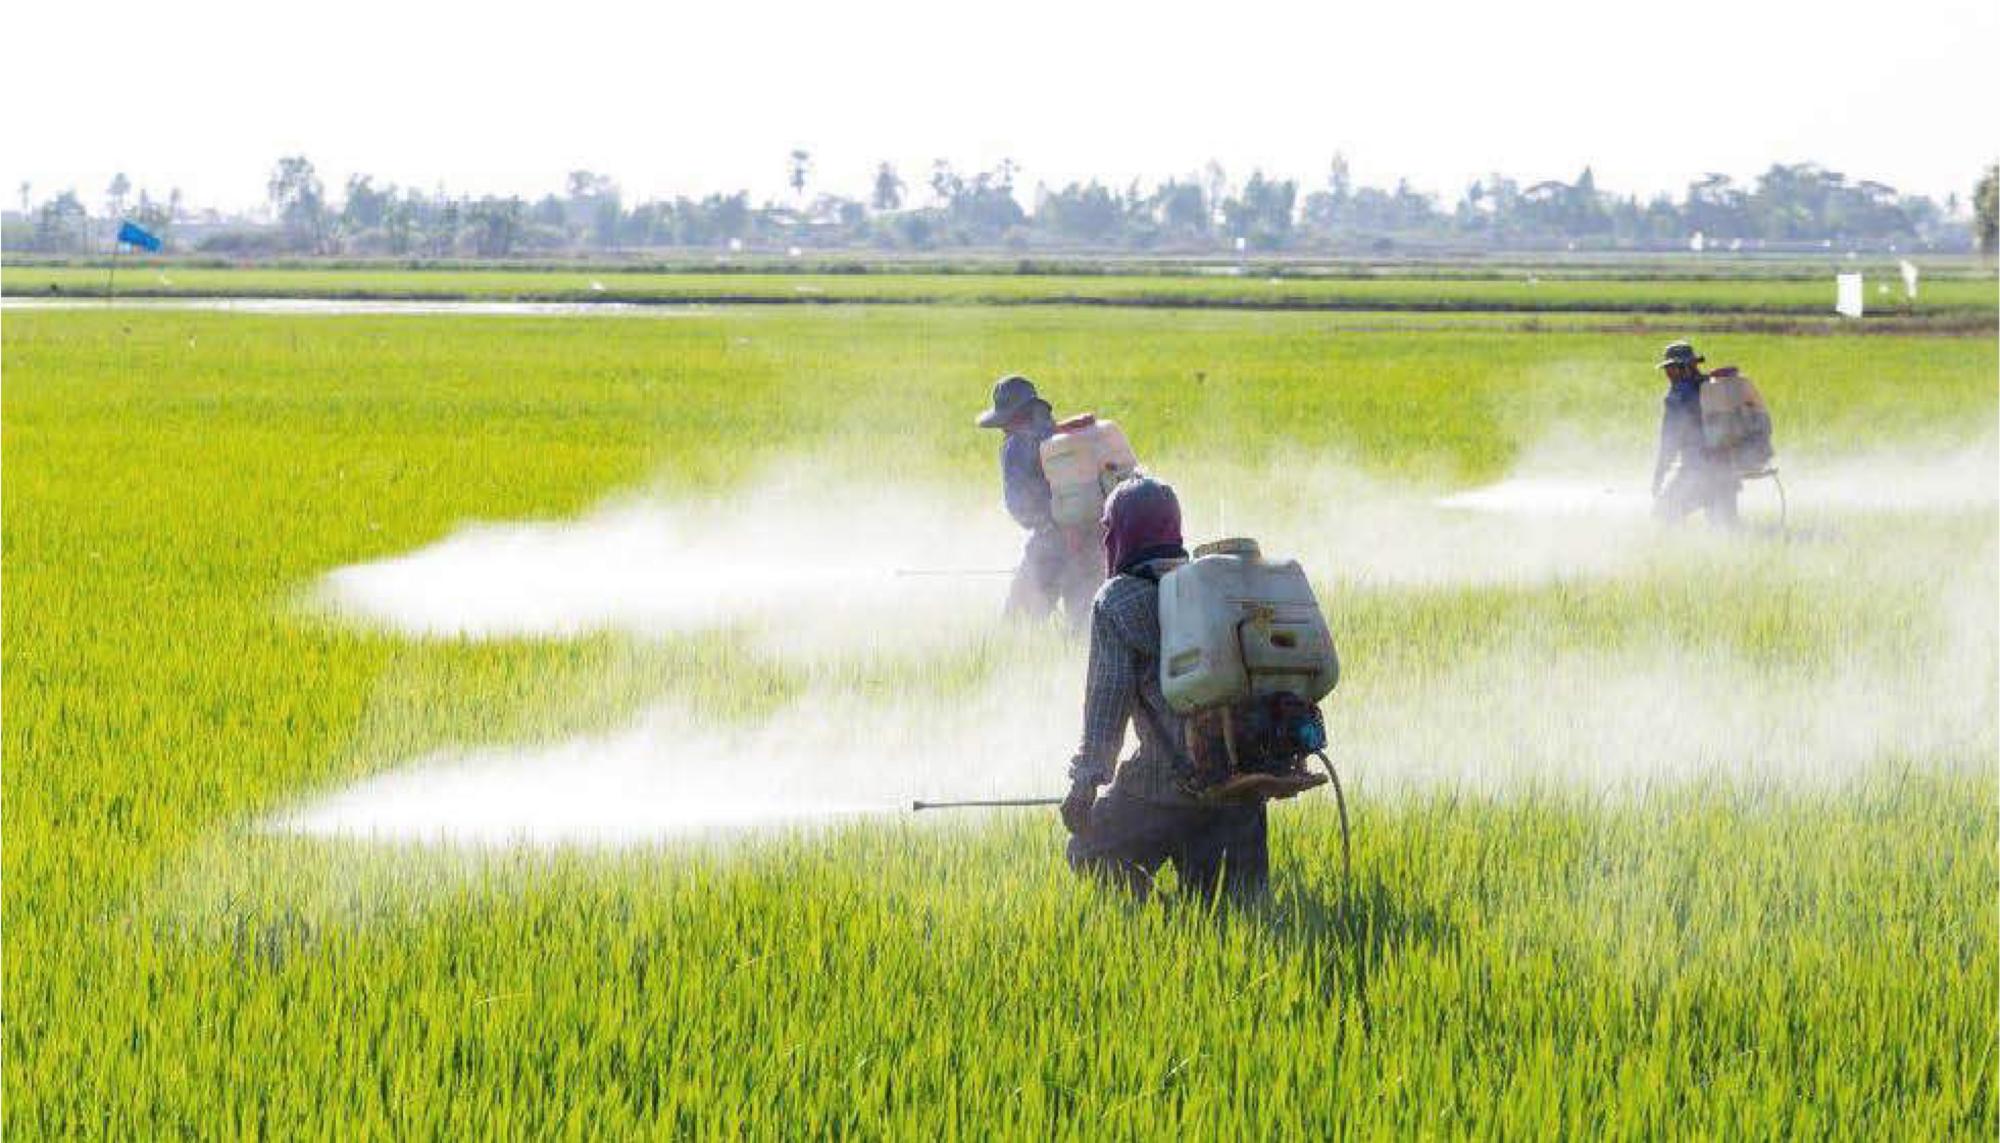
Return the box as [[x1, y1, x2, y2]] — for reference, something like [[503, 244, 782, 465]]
[[1835, 273, 1865, 318]]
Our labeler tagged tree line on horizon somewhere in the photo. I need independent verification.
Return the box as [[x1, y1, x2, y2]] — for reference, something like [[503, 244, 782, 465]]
[[11, 155, 1999, 258]]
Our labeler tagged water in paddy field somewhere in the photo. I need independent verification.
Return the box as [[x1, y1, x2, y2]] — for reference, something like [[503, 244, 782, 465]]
[[277, 443, 1997, 848], [0, 298, 713, 317]]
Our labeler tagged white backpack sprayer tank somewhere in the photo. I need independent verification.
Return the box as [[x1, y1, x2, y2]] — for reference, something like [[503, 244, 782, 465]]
[[1161, 539, 1337, 714], [1700, 367, 1775, 474], [1158, 538, 1341, 810], [1700, 366, 1785, 526], [1040, 415, 1138, 529]]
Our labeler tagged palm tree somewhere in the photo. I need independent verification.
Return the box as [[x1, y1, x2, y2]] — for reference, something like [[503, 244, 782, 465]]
[[787, 149, 812, 201]]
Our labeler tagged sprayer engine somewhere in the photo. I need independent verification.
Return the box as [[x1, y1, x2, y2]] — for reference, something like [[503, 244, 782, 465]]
[[1177, 691, 1328, 798]]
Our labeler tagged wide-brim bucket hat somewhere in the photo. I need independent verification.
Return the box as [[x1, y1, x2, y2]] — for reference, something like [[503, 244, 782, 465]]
[[976, 374, 1043, 428]]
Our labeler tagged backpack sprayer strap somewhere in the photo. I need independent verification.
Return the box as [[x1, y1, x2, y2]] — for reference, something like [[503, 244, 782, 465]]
[[1131, 693, 1202, 787]]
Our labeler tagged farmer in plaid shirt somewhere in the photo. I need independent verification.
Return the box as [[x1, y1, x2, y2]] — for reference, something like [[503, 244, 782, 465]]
[[1061, 476, 1269, 902]]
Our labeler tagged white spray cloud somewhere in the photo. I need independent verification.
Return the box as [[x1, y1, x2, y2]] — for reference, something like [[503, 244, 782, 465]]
[[320, 463, 1660, 650], [277, 647, 1085, 846], [319, 435, 1997, 660], [1436, 437, 1996, 520], [278, 552, 1994, 846], [1196, 461, 1660, 588], [1344, 628, 1994, 796], [284, 440, 1996, 847], [319, 475, 1027, 659]]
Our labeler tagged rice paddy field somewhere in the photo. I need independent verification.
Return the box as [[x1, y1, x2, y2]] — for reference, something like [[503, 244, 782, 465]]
[[3, 279, 1996, 1135], [5, 259, 1997, 318]]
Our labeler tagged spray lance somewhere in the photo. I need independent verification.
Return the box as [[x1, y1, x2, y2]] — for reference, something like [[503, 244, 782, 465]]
[[911, 796, 1062, 811], [907, 755, 1352, 886]]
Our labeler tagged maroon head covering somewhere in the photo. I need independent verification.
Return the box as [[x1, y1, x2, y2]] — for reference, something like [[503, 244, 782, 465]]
[[1102, 476, 1186, 575]]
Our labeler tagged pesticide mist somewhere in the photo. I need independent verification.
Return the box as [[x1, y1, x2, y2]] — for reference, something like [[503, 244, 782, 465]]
[[317, 474, 1023, 659], [281, 444, 1997, 847]]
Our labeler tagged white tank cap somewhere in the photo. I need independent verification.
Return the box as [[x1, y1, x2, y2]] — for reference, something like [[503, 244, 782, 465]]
[[1193, 537, 1260, 559]]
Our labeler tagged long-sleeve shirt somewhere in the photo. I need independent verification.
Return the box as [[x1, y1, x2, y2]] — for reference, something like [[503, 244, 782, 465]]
[[1000, 424, 1056, 532], [1655, 375, 1711, 482], [1066, 561, 1193, 804]]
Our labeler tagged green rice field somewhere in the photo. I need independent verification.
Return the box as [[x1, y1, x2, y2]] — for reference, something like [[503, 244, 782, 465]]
[[3, 293, 1994, 1134]]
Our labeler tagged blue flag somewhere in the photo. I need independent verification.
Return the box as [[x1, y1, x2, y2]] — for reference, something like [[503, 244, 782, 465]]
[[116, 220, 163, 253]]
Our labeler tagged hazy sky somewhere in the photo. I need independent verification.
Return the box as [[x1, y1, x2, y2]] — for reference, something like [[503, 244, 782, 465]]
[[5, 0, 1994, 215]]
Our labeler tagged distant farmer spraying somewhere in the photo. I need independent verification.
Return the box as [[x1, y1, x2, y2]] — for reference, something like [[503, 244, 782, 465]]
[[1651, 341, 1775, 527], [976, 374, 1132, 628]]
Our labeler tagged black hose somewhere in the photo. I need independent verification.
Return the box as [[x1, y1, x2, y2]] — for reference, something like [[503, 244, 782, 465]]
[[1316, 751, 1351, 888]]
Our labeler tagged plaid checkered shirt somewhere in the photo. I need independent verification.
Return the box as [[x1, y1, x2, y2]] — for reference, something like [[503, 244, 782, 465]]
[[1066, 561, 1196, 805]]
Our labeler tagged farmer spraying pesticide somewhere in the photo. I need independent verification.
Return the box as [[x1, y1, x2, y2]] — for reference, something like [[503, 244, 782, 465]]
[[976, 374, 1135, 628], [1651, 341, 1777, 527], [1061, 477, 1342, 903]]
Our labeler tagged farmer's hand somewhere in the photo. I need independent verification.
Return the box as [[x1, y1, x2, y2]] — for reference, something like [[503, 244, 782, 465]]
[[1060, 782, 1097, 836]]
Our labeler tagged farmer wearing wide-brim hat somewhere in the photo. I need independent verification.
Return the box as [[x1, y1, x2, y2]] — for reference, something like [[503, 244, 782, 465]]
[[976, 374, 1102, 626], [1651, 341, 1740, 526]]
